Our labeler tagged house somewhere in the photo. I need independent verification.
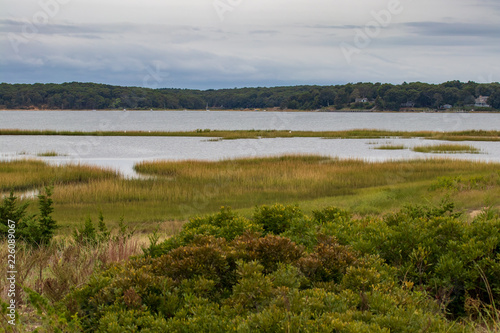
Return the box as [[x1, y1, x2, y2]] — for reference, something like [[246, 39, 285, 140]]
[[442, 104, 452, 110], [355, 97, 369, 103], [401, 101, 415, 108], [475, 96, 490, 107]]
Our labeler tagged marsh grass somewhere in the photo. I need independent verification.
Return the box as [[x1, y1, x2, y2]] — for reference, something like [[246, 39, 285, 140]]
[[0, 159, 119, 192], [2, 156, 500, 232], [374, 144, 406, 150], [413, 144, 482, 154], [36, 151, 63, 157], [1, 129, 500, 141]]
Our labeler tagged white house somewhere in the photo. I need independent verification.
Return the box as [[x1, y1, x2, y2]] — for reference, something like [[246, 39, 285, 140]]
[[475, 96, 490, 107]]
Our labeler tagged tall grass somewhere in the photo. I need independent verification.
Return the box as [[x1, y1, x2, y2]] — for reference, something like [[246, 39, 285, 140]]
[[0, 159, 119, 192], [412, 144, 481, 154], [0, 235, 143, 330], [2, 156, 500, 231]]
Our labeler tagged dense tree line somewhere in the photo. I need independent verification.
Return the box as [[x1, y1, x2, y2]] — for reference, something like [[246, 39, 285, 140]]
[[1, 81, 499, 111]]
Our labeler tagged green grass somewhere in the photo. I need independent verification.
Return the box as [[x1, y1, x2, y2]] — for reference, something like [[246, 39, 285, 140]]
[[1, 129, 500, 141], [412, 143, 482, 154], [36, 150, 62, 157], [373, 144, 406, 150]]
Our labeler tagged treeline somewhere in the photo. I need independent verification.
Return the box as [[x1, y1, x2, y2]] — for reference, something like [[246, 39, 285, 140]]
[[1, 81, 500, 111]]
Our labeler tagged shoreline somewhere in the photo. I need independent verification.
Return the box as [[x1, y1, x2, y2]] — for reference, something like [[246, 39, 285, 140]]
[[1, 109, 499, 113], [1, 129, 499, 141]]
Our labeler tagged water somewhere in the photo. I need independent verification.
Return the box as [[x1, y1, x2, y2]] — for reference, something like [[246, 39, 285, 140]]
[[1, 135, 499, 177], [1, 110, 499, 132], [1, 111, 499, 177]]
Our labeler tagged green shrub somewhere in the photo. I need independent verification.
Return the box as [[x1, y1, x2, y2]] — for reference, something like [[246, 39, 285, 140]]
[[253, 204, 304, 234], [312, 206, 352, 224], [97, 308, 169, 332], [148, 207, 262, 257]]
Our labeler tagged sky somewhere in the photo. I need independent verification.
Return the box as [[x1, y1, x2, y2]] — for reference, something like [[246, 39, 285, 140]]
[[1, 0, 500, 89]]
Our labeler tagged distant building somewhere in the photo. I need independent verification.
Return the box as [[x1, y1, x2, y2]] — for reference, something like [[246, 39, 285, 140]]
[[475, 96, 490, 107], [401, 101, 415, 108], [355, 97, 369, 103], [442, 104, 452, 109]]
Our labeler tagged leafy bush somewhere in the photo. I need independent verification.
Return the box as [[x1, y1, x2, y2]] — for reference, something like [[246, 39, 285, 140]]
[[147, 207, 262, 257], [58, 202, 500, 331], [253, 204, 304, 235]]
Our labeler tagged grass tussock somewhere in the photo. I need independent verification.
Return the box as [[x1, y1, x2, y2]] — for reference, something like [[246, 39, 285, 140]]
[[412, 144, 482, 154], [36, 150, 62, 157], [373, 144, 406, 150]]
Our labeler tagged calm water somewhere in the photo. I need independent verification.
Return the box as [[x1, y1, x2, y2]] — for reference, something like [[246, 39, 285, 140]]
[[1, 111, 499, 177], [1, 110, 499, 132]]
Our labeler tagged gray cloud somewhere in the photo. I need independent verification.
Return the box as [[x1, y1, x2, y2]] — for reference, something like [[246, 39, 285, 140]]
[[404, 21, 500, 38], [1, 0, 500, 88]]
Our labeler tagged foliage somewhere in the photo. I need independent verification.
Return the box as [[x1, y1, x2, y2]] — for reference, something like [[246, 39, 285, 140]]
[[1, 81, 499, 110], [73, 211, 111, 245], [55, 202, 500, 332], [253, 203, 304, 235], [0, 186, 57, 246]]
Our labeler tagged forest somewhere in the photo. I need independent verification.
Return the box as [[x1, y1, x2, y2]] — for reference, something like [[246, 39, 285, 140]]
[[1, 81, 499, 111]]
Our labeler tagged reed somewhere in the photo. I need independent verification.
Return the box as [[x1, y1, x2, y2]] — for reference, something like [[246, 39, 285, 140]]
[[0, 159, 119, 192]]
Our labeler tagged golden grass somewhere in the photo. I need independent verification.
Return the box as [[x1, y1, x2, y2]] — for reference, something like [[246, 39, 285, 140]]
[[0, 159, 119, 192], [412, 144, 482, 154]]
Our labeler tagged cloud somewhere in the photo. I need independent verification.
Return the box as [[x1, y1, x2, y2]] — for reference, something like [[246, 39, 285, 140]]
[[404, 21, 500, 38], [1, 0, 500, 88]]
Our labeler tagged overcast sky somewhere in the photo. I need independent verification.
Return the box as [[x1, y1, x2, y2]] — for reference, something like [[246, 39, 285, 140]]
[[1, 0, 499, 89]]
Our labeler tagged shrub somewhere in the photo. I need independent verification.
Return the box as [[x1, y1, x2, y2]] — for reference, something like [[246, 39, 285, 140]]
[[148, 207, 262, 257], [253, 204, 304, 235], [297, 236, 357, 283]]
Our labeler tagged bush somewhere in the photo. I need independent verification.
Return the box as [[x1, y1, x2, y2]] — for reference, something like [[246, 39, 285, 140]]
[[253, 204, 304, 235]]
